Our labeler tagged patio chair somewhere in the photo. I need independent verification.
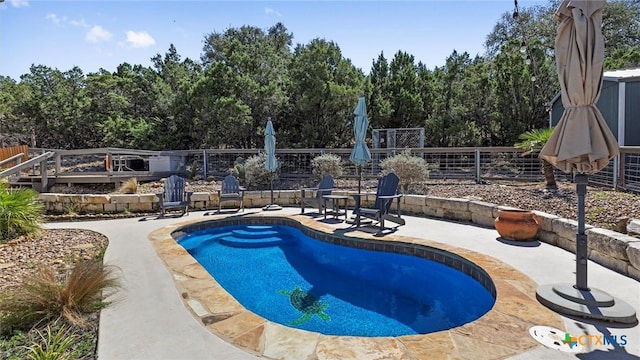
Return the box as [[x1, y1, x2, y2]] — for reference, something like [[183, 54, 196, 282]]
[[157, 175, 192, 217], [300, 175, 334, 214], [351, 172, 405, 232], [217, 174, 245, 212]]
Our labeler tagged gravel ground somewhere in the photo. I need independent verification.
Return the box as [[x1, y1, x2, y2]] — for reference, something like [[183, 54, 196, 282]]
[[0, 229, 108, 290]]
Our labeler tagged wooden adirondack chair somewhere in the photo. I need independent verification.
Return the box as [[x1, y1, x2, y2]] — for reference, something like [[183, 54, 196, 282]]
[[300, 175, 334, 214], [217, 174, 245, 212], [351, 172, 405, 232], [157, 175, 192, 217]]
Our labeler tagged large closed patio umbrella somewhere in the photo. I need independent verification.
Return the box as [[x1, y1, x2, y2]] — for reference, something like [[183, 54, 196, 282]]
[[349, 94, 372, 194], [536, 0, 635, 324], [263, 118, 282, 211]]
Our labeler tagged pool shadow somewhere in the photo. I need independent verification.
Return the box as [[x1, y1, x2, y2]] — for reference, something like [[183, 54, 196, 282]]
[[340, 224, 399, 237], [496, 237, 541, 247], [563, 313, 639, 329], [317, 218, 345, 225], [138, 213, 188, 221], [202, 209, 243, 216], [298, 211, 325, 219]]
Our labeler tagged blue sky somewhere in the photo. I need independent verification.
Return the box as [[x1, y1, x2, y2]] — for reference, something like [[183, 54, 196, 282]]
[[0, 0, 547, 80]]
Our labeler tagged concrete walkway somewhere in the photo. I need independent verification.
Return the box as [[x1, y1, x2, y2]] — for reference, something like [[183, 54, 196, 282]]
[[45, 208, 639, 360]]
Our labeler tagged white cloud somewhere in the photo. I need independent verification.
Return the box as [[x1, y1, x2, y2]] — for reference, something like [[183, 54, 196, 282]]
[[70, 18, 89, 28], [86, 25, 112, 43], [8, 0, 29, 8], [45, 13, 88, 28], [45, 13, 66, 26], [264, 7, 282, 17], [125, 30, 155, 48]]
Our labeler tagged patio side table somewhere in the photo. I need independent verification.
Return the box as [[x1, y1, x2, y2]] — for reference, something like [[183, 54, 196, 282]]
[[322, 195, 348, 221]]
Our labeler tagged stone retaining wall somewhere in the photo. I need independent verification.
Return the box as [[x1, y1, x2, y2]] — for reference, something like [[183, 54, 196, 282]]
[[39, 190, 640, 281]]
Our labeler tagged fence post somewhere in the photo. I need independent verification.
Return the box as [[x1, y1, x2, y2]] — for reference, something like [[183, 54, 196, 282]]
[[612, 155, 618, 190], [203, 150, 208, 179], [475, 148, 481, 184], [40, 159, 48, 191], [55, 152, 62, 174]]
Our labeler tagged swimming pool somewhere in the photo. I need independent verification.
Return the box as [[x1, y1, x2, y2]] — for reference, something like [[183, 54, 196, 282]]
[[177, 223, 495, 337]]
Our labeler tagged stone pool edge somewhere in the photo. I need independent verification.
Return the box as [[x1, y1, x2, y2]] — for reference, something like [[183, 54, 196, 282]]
[[148, 213, 565, 360]]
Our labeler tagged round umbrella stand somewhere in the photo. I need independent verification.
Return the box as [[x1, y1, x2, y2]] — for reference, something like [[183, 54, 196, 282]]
[[536, 284, 637, 324], [536, 174, 636, 324]]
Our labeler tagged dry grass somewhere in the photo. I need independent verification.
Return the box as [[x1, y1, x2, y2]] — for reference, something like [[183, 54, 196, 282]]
[[117, 178, 138, 194], [0, 259, 120, 334]]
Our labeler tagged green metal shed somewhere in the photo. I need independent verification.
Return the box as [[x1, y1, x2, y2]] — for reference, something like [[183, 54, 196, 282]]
[[549, 68, 640, 146]]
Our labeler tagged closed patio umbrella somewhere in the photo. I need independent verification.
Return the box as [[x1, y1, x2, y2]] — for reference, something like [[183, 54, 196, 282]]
[[349, 94, 372, 194], [536, 0, 635, 324], [263, 118, 282, 211], [539, 1, 618, 173]]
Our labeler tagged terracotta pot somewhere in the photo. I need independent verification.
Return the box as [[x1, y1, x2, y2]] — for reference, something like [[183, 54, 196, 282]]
[[494, 209, 539, 241]]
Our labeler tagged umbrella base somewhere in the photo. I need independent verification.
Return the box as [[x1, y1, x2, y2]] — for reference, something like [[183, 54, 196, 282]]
[[262, 204, 282, 211], [536, 283, 636, 324]]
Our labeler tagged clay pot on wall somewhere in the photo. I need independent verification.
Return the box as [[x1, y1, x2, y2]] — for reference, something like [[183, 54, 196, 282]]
[[494, 209, 539, 241]]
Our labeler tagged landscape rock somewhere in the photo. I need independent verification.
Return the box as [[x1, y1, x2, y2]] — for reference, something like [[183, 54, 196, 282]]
[[627, 219, 640, 236], [0, 229, 108, 289]]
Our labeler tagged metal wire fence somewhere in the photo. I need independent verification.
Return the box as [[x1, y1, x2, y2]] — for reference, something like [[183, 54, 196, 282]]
[[188, 146, 640, 193], [16, 146, 638, 194], [621, 148, 640, 192]]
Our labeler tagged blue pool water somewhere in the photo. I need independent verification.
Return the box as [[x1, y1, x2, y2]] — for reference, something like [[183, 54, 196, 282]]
[[178, 224, 495, 337]]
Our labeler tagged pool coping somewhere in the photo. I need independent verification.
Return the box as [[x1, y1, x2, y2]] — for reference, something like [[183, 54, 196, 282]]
[[148, 213, 565, 360]]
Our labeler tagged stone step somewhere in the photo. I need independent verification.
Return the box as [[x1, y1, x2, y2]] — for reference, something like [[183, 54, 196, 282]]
[[219, 235, 285, 248], [231, 228, 278, 239]]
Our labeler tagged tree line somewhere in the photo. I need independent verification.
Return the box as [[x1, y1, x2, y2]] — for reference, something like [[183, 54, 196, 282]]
[[1, 0, 638, 151]]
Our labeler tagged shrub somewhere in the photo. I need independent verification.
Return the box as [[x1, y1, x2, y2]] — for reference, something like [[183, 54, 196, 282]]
[[0, 259, 121, 334], [244, 153, 277, 189], [379, 150, 429, 193], [117, 178, 138, 194], [311, 154, 343, 180], [61, 202, 87, 216], [1, 322, 95, 360], [187, 160, 198, 179], [26, 325, 76, 360], [229, 157, 246, 181], [0, 183, 43, 242], [0, 329, 28, 359]]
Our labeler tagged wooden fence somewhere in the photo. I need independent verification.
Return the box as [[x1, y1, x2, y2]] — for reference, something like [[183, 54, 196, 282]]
[[0, 145, 28, 169]]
